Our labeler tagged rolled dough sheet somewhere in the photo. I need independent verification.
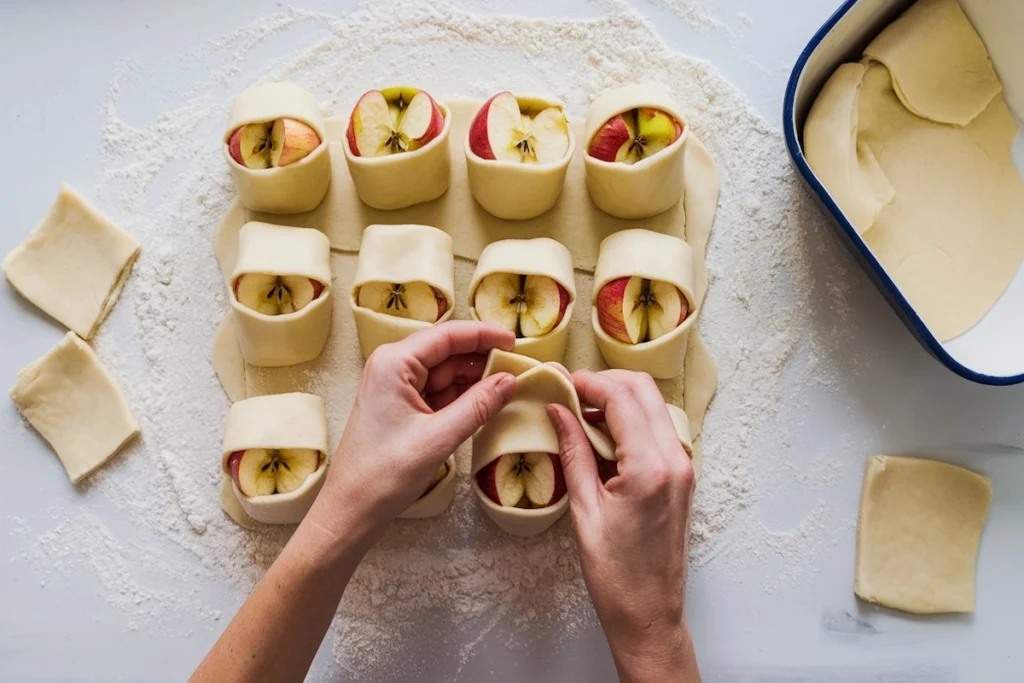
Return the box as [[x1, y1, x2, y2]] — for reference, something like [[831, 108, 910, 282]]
[[214, 98, 719, 458], [857, 63, 1024, 341], [855, 454, 991, 614]]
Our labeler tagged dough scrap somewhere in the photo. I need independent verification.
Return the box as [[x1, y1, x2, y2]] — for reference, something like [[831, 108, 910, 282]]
[[855, 454, 991, 614], [803, 63, 895, 235], [863, 0, 1002, 127], [10, 332, 139, 484], [220, 392, 329, 525], [349, 224, 455, 358], [3, 184, 140, 340], [857, 63, 1024, 340]]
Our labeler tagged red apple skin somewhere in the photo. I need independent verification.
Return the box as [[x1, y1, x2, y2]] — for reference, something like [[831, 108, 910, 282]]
[[311, 279, 325, 300], [476, 459, 502, 505], [596, 278, 633, 343], [417, 96, 445, 148], [549, 453, 567, 505], [679, 292, 690, 326], [434, 288, 448, 321], [345, 118, 360, 157], [554, 283, 571, 327], [587, 114, 632, 162], [468, 93, 506, 160], [228, 128, 245, 166], [227, 450, 245, 489]]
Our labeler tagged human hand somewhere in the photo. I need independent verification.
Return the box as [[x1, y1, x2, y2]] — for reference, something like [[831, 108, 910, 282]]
[[546, 370, 700, 683], [308, 321, 517, 549]]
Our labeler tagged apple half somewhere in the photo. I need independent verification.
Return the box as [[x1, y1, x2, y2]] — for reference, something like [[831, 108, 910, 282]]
[[468, 92, 570, 164], [587, 108, 683, 164], [346, 87, 445, 157], [476, 452, 567, 509], [473, 273, 570, 338], [233, 274, 326, 316], [227, 448, 322, 497], [356, 281, 448, 323], [228, 118, 321, 169], [596, 276, 689, 344]]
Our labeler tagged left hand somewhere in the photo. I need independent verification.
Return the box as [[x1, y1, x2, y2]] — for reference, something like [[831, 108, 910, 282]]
[[307, 321, 518, 547]]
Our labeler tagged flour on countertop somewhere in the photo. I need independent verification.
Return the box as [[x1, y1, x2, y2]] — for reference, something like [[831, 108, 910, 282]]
[[8, 0, 853, 679]]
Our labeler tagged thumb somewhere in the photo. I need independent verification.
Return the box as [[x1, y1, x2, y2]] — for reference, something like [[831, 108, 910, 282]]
[[426, 372, 518, 456], [546, 404, 601, 519]]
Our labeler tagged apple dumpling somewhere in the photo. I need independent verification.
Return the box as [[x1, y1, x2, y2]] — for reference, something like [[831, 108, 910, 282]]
[[350, 224, 455, 358], [398, 455, 457, 520], [468, 238, 575, 363], [592, 229, 697, 379], [471, 350, 613, 537], [223, 82, 331, 214], [344, 86, 451, 210], [229, 222, 332, 367], [583, 84, 688, 219], [465, 92, 575, 220], [220, 392, 329, 525]]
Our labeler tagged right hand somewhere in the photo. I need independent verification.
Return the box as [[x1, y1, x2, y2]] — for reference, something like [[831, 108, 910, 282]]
[[546, 370, 700, 683]]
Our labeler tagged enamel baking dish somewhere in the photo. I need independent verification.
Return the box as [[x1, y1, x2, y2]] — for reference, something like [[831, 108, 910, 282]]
[[784, 0, 1024, 385]]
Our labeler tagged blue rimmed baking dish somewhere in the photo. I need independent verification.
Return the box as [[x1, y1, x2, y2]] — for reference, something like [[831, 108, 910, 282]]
[[783, 0, 1024, 385]]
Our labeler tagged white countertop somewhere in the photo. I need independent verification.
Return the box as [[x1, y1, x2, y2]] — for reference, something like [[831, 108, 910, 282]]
[[2, 1, 1023, 681]]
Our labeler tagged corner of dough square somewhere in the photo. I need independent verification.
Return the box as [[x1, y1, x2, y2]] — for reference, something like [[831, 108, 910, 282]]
[[855, 454, 991, 614], [2, 183, 140, 339], [10, 332, 140, 484]]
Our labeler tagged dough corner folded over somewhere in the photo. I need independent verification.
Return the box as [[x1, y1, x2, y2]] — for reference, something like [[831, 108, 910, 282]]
[[10, 331, 140, 484], [854, 454, 991, 614]]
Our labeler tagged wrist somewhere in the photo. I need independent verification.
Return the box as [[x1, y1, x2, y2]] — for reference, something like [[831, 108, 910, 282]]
[[606, 619, 699, 683], [301, 478, 389, 562]]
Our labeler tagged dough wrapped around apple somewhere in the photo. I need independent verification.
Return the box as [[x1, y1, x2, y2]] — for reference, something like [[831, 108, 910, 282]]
[[224, 82, 331, 214], [398, 455, 457, 520], [465, 92, 574, 220], [229, 222, 333, 367], [468, 238, 576, 363], [471, 350, 614, 537], [350, 224, 455, 359], [592, 229, 697, 379], [220, 392, 329, 526], [583, 84, 687, 219], [344, 86, 451, 210]]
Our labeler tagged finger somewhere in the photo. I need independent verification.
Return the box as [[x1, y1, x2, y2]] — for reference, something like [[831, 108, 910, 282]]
[[572, 370, 655, 461], [424, 372, 518, 456], [424, 353, 489, 393], [600, 370, 682, 462], [546, 404, 601, 518], [394, 321, 516, 372], [423, 381, 477, 412]]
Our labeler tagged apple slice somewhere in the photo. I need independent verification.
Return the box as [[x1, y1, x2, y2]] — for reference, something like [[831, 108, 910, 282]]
[[635, 107, 678, 159], [596, 276, 646, 343], [357, 281, 442, 322], [270, 118, 321, 167], [587, 111, 636, 163], [235, 122, 274, 169], [476, 453, 567, 508], [646, 280, 687, 340], [398, 90, 445, 151], [519, 275, 569, 337], [469, 92, 570, 164], [234, 448, 320, 497], [473, 272, 522, 332], [234, 274, 324, 315]]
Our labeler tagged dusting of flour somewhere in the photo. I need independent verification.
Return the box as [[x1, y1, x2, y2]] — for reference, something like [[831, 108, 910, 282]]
[[7, 1, 857, 679]]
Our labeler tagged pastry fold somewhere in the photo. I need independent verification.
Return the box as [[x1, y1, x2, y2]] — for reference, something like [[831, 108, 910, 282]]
[[220, 392, 329, 525], [592, 229, 696, 379], [223, 82, 331, 214], [350, 224, 456, 358], [229, 222, 333, 367], [583, 84, 688, 219], [470, 350, 613, 537], [468, 237, 576, 362], [398, 455, 457, 519]]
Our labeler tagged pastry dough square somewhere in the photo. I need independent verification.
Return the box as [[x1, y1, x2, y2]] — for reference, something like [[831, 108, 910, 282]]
[[10, 332, 139, 484], [855, 454, 991, 614], [3, 184, 140, 339]]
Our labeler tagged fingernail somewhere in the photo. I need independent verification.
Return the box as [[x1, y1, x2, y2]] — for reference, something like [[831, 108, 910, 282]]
[[495, 373, 517, 397], [545, 404, 562, 431]]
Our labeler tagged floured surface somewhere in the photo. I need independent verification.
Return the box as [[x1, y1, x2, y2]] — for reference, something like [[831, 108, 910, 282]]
[[4, 2, 855, 680]]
